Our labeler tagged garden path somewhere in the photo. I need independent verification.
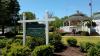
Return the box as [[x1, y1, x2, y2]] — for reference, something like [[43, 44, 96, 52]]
[[54, 46, 86, 56]]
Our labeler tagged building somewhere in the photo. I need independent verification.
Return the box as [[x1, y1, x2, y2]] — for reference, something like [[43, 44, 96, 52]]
[[60, 11, 90, 33], [92, 12, 100, 34]]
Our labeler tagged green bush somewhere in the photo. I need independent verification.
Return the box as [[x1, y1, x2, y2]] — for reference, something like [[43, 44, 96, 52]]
[[26, 37, 45, 50], [49, 32, 64, 52], [88, 42, 100, 56], [95, 42, 100, 48], [90, 32, 100, 36], [2, 48, 7, 56], [32, 45, 54, 56], [2, 45, 31, 56], [49, 32, 61, 43], [13, 39, 22, 45], [7, 39, 13, 45], [0, 38, 13, 48], [60, 32, 67, 36], [26, 37, 33, 46], [67, 38, 77, 46], [80, 42, 94, 52], [0, 39, 7, 48], [6, 39, 13, 49], [32, 37, 45, 46], [50, 40, 65, 52], [80, 31, 89, 36]]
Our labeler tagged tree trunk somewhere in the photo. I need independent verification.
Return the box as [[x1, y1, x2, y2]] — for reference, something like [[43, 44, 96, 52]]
[[2, 25, 5, 35]]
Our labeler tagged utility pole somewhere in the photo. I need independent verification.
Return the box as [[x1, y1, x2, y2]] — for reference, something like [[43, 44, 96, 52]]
[[89, 0, 93, 17], [89, 0, 93, 35]]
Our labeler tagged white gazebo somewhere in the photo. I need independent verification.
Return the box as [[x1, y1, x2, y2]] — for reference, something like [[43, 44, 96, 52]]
[[60, 11, 90, 33]]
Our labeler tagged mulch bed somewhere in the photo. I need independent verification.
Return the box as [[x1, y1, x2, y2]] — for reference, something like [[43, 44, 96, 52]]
[[54, 46, 86, 56]]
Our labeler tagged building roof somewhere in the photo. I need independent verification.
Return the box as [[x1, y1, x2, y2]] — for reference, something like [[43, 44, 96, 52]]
[[93, 13, 100, 20], [64, 11, 90, 26], [66, 11, 89, 21]]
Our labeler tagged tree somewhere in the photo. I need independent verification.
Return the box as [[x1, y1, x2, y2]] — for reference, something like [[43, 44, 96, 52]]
[[0, 0, 20, 35], [61, 16, 68, 21], [49, 16, 63, 30], [23, 12, 36, 20]]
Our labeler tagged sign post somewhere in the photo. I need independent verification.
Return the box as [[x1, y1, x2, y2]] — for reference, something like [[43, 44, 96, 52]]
[[18, 11, 55, 46]]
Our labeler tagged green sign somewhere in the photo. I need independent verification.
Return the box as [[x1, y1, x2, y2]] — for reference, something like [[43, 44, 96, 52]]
[[26, 28, 45, 37]]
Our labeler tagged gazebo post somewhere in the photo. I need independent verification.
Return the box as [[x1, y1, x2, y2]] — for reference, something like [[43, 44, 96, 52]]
[[68, 21, 70, 26]]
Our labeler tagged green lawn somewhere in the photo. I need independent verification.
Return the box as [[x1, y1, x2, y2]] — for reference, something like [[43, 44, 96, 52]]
[[16, 34, 100, 45], [62, 36, 100, 45]]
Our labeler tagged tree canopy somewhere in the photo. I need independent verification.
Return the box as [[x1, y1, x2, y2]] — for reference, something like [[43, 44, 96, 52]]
[[0, 0, 20, 35], [23, 12, 36, 20], [49, 16, 63, 29], [61, 16, 68, 20]]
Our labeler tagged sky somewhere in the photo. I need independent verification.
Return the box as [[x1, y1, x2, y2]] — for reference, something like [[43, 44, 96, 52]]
[[18, 0, 100, 19]]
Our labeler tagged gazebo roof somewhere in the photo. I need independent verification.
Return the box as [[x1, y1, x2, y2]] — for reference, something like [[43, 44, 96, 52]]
[[67, 16, 89, 21], [64, 11, 90, 26], [65, 11, 90, 21]]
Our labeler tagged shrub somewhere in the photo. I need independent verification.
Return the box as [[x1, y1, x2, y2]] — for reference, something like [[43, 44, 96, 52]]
[[2, 45, 31, 56], [0, 39, 7, 48], [50, 40, 65, 52], [49, 32, 61, 44], [26, 37, 45, 50], [80, 42, 94, 52], [67, 38, 77, 46], [88, 42, 100, 56], [2, 48, 7, 56], [60, 32, 67, 36], [49, 32, 65, 52], [6, 39, 13, 49], [32, 45, 54, 56], [33, 37, 45, 45], [87, 47, 99, 56], [80, 31, 89, 36], [13, 39, 22, 45], [0, 38, 13, 48], [90, 32, 100, 36], [29, 37, 45, 50], [26, 36, 33, 46], [95, 42, 100, 48], [7, 39, 13, 44]]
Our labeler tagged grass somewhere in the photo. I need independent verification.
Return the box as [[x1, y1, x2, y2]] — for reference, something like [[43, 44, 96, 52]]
[[61, 36, 100, 45], [17, 32, 100, 46]]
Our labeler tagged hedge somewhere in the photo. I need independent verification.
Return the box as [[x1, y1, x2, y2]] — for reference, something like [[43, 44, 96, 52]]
[[32, 45, 54, 56]]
